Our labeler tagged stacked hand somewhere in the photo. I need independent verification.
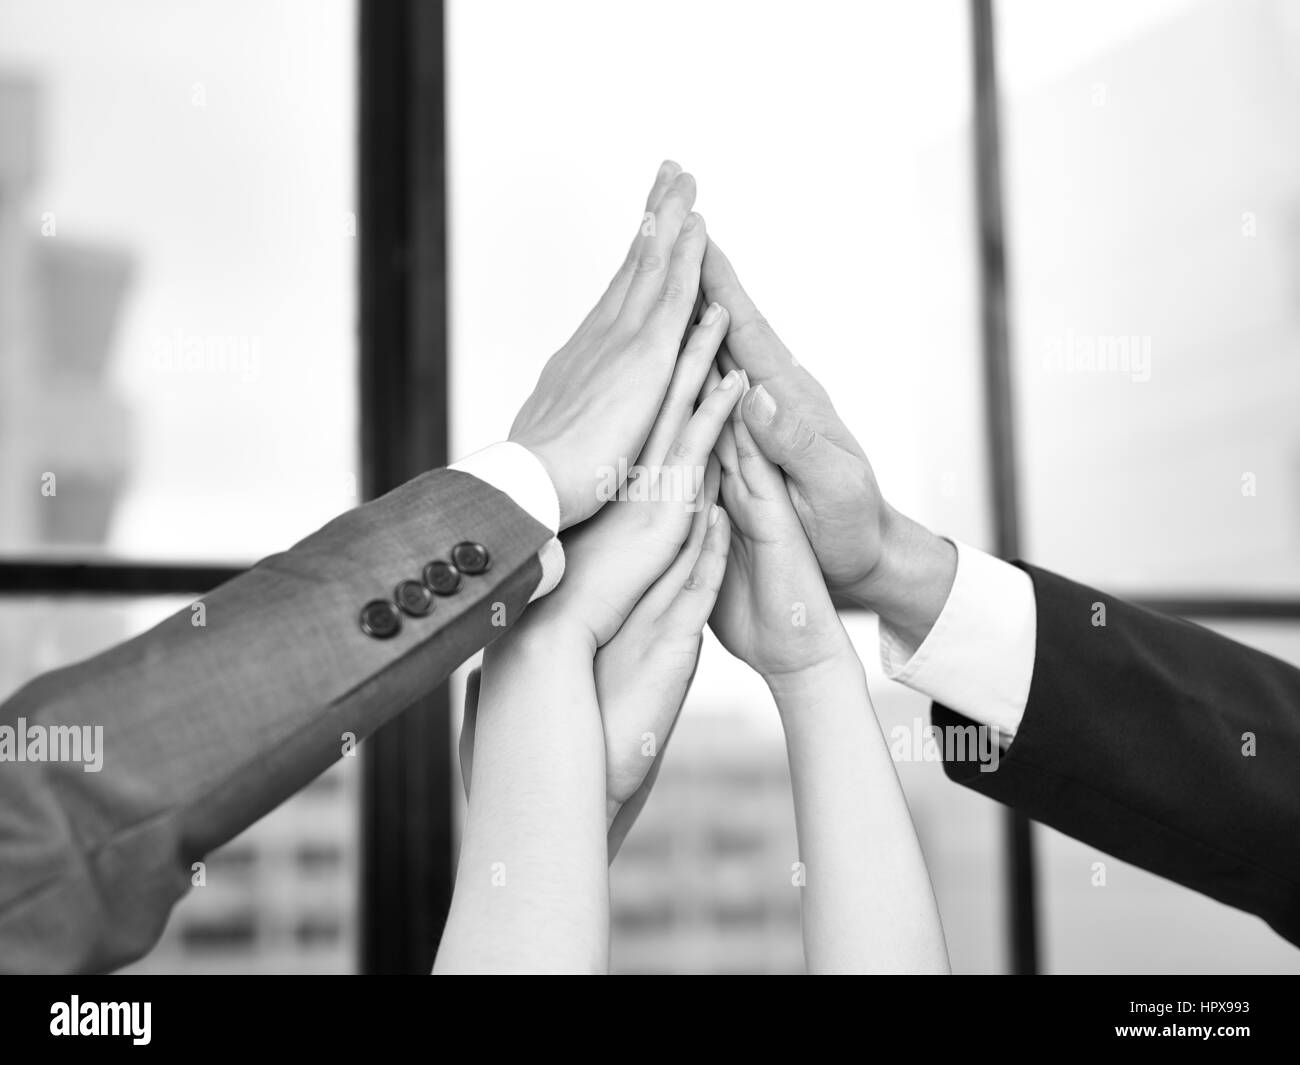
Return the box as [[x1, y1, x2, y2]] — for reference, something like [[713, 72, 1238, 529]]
[[508, 160, 707, 530], [464, 161, 953, 844], [464, 288, 742, 853], [445, 162, 950, 974]]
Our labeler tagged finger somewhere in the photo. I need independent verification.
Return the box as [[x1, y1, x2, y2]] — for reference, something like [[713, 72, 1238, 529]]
[[721, 366, 751, 470], [671, 453, 721, 569], [731, 386, 788, 499], [714, 419, 739, 477], [697, 357, 723, 405], [639, 302, 729, 468], [635, 210, 708, 351], [660, 505, 731, 635], [615, 171, 698, 332], [700, 238, 795, 381], [657, 369, 744, 503], [682, 287, 707, 352], [740, 383, 838, 486], [580, 160, 683, 337], [676, 452, 721, 562], [702, 451, 722, 513], [717, 345, 740, 378], [701, 362, 739, 473], [458, 667, 482, 797], [645, 158, 683, 213], [635, 454, 721, 617]]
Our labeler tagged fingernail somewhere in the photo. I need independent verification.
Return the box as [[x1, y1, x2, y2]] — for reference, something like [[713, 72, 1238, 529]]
[[682, 211, 701, 232], [749, 384, 777, 424], [660, 159, 681, 177], [709, 504, 722, 527], [739, 370, 751, 391], [719, 369, 740, 390], [703, 301, 723, 325]]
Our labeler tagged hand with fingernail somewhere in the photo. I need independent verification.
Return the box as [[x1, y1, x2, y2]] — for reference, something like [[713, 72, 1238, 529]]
[[700, 239, 959, 651], [508, 161, 711, 531]]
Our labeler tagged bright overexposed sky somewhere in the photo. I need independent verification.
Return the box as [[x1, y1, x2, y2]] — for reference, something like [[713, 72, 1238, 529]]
[[0, 0, 357, 562]]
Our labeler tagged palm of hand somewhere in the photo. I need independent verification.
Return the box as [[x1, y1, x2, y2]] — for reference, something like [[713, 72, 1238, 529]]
[[709, 403, 848, 678], [551, 480, 705, 647], [595, 623, 702, 807]]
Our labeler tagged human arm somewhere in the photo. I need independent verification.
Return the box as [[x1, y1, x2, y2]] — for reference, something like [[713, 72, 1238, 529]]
[[708, 383, 949, 973]]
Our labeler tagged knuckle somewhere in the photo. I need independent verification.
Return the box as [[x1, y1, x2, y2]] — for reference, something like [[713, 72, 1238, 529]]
[[657, 279, 688, 304], [778, 416, 816, 455], [732, 313, 774, 340], [667, 438, 693, 463], [634, 253, 665, 277]]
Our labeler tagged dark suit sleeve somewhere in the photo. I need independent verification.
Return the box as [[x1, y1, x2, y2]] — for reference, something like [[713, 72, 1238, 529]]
[[0, 468, 554, 973], [934, 562, 1300, 946]]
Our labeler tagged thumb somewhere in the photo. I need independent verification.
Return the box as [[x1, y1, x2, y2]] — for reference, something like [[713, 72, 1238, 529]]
[[740, 384, 837, 485]]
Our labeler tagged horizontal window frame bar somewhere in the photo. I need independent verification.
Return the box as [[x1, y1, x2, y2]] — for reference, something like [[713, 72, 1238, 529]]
[[830, 590, 1300, 621], [1129, 596, 1300, 621], [0, 560, 247, 596], [4, 562, 1300, 620]]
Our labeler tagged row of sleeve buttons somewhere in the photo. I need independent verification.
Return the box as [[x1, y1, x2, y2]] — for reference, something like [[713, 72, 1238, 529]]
[[359, 541, 491, 640]]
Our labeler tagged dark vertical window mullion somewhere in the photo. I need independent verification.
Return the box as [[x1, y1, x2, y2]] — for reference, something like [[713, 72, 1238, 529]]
[[970, 0, 1040, 976], [357, 0, 453, 975]]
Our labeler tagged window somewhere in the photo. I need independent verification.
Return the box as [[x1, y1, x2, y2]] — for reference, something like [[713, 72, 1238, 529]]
[[997, 0, 1300, 973], [0, 0, 359, 973]]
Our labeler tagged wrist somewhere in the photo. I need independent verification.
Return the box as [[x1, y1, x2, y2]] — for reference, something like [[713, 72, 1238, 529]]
[[763, 640, 863, 708], [842, 506, 957, 649], [491, 607, 597, 669]]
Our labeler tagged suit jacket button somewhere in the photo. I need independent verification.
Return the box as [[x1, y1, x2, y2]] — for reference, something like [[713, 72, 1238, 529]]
[[359, 599, 402, 639], [451, 541, 490, 575], [394, 579, 434, 617], [423, 560, 462, 595]]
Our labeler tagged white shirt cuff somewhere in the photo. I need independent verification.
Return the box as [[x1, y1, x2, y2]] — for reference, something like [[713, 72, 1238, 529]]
[[450, 442, 564, 601], [878, 540, 1036, 738]]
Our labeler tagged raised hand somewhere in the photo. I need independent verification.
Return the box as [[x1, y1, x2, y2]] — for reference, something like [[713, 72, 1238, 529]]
[[594, 464, 729, 852], [704, 362, 853, 682], [462, 469, 732, 858], [703, 369, 951, 976], [531, 305, 742, 649], [701, 240, 957, 647], [462, 304, 742, 854], [508, 161, 707, 530]]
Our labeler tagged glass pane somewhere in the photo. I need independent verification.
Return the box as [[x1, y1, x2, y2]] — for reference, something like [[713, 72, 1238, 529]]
[[1037, 619, 1300, 974], [448, 0, 989, 550], [447, 0, 999, 971], [998, 0, 1300, 593], [0, 0, 357, 564], [0, 596, 360, 973]]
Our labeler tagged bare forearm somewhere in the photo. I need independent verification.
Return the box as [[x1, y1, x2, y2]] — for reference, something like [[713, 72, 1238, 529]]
[[434, 625, 609, 973], [770, 649, 950, 974]]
